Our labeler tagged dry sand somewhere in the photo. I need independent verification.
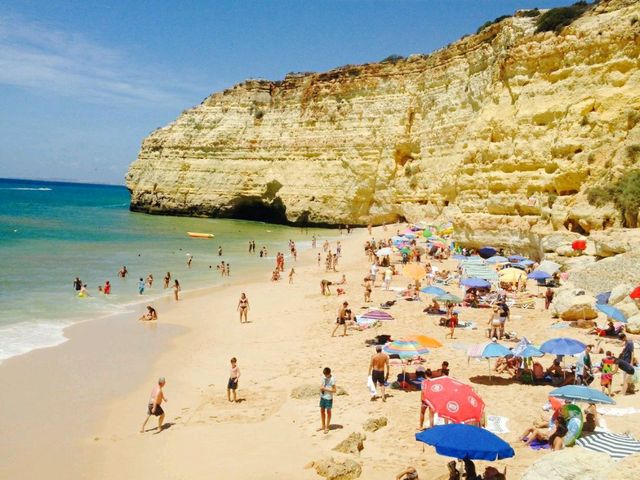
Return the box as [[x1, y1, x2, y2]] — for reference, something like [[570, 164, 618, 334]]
[[1, 225, 638, 479]]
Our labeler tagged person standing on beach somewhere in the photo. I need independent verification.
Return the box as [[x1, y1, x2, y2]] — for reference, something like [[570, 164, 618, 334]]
[[187, 254, 193, 268], [218, 246, 223, 256], [332, 301, 351, 337], [73, 277, 82, 291], [544, 287, 554, 310], [237, 293, 249, 323], [248, 241, 252, 254], [173, 279, 181, 301], [146, 274, 154, 288], [227, 357, 241, 402], [289, 267, 295, 284], [319, 367, 336, 434], [226, 263, 231, 276], [312, 236, 316, 249], [618, 333, 634, 395], [138, 278, 145, 295], [164, 272, 171, 289], [364, 276, 373, 302], [141, 377, 167, 433], [317, 252, 321, 267], [369, 345, 390, 402], [103, 281, 111, 295]]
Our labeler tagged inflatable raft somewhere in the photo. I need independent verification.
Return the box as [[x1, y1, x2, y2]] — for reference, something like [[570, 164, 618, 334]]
[[187, 232, 215, 239]]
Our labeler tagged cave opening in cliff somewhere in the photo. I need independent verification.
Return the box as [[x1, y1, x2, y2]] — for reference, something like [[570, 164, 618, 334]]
[[228, 196, 289, 224]]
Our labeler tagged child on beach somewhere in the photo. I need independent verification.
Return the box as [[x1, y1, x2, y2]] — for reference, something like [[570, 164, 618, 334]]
[[600, 350, 617, 396], [227, 357, 241, 402], [138, 278, 145, 295], [319, 367, 336, 434]]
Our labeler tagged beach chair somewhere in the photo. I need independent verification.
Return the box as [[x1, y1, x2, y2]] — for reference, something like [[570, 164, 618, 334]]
[[512, 296, 535, 309]]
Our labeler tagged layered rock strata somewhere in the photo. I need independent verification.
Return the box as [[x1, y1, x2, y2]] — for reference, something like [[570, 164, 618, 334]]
[[127, 0, 640, 249]]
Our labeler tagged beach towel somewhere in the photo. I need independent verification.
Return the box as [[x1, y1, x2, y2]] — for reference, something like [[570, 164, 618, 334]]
[[528, 439, 550, 450], [485, 415, 510, 434], [550, 322, 569, 329], [576, 432, 640, 460], [597, 407, 640, 416], [355, 316, 378, 329]]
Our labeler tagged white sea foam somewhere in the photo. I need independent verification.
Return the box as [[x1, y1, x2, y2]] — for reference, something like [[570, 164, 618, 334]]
[[0, 320, 70, 363], [0, 187, 52, 191]]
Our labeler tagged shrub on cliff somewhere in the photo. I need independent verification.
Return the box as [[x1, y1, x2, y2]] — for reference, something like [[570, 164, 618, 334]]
[[588, 169, 640, 227], [476, 15, 511, 34], [521, 9, 541, 18], [535, 1, 591, 33], [381, 54, 404, 64]]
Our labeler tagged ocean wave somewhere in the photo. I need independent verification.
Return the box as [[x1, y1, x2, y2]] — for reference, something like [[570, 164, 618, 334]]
[[0, 320, 69, 363], [0, 187, 53, 191]]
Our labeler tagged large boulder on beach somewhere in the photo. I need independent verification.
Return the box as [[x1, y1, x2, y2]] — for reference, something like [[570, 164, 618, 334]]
[[291, 384, 347, 399], [551, 288, 599, 321], [307, 458, 362, 480], [363, 416, 388, 432], [333, 433, 365, 455], [569, 252, 640, 297], [540, 232, 581, 254], [618, 302, 640, 319], [626, 314, 640, 334], [521, 448, 615, 480], [590, 228, 640, 258], [609, 283, 634, 305]]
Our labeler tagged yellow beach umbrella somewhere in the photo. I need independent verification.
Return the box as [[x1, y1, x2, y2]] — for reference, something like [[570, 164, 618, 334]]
[[499, 267, 527, 283], [403, 263, 425, 282]]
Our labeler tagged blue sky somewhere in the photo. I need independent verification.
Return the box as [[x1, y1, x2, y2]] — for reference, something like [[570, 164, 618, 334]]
[[0, 0, 579, 184]]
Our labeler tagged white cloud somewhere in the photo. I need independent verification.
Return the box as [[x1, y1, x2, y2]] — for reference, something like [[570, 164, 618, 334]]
[[0, 14, 207, 106]]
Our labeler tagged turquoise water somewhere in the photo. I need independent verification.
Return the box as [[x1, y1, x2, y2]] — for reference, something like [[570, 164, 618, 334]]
[[0, 178, 332, 361]]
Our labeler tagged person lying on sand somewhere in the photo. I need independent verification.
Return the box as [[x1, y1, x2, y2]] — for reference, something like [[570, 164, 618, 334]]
[[520, 415, 567, 451]]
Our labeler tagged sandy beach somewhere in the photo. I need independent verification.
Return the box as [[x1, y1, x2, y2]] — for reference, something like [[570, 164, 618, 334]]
[[1, 225, 639, 479]]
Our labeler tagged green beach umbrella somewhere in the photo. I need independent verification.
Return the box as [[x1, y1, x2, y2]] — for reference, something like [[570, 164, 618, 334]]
[[434, 293, 462, 304]]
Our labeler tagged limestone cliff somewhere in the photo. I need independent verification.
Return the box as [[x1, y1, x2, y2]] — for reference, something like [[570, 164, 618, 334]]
[[126, 0, 640, 248]]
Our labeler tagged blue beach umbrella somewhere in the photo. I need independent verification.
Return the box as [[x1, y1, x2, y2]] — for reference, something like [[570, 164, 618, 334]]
[[549, 385, 615, 405], [478, 247, 497, 259], [508, 263, 527, 271], [528, 270, 552, 281], [421, 286, 447, 296], [519, 259, 536, 266], [460, 278, 491, 289], [481, 341, 512, 358], [486, 256, 508, 264], [596, 292, 611, 305], [596, 304, 627, 323], [452, 254, 467, 261], [415, 424, 515, 461], [508, 255, 527, 262], [539, 337, 586, 355], [519, 345, 544, 358]]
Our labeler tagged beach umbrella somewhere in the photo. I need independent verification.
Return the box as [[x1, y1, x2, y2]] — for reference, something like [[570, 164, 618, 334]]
[[403, 263, 425, 282], [486, 256, 508, 264], [519, 259, 535, 266], [518, 345, 544, 358], [460, 278, 491, 289], [403, 232, 417, 239], [539, 337, 586, 355], [508, 255, 527, 262], [508, 263, 527, 271], [549, 385, 615, 405], [361, 310, 394, 321], [421, 377, 485, 424], [528, 270, 552, 281], [415, 424, 515, 461], [405, 335, 443, 348], [452, 254, 466, 260], [630, 286, 640, 300], [480, 341, 511, 358], [375, 247, 392, 257], [596, 304, 627, 323], [478, 247, 497, 259], [391, 236, 405, 243], [538, 260, 561, 275], [420, 286, 447, 296], [430, 241, 446, 249], [596, 292, 611, 305], [383, 340, 430, 359], [576, 432, 640, 460], [498, 268, 526, 283], [572, 239, 587, 251], [434, 293, 462, 304]]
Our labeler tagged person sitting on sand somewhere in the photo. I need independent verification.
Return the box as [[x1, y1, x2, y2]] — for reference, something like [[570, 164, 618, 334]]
[[546, 359, 564, 386], [139, 305, 157, 321], [495, 355, 521, 376], [483, 466, 507, 480], [582, 402, 599, 432], [396, 466, 419, 480], [141, 377, 167, 433], [521, 415, 567, 451], [431, 361, 450, 378], [446, 460, 460, 480]]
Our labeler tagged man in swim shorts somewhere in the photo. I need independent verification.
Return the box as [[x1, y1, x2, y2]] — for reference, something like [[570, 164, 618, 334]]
[[369, 345, 390, 402], [141, 377, 167, 433], [227, 357, 241, 402]]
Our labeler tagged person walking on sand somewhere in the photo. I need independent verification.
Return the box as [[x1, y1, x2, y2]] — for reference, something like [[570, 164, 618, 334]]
[[140, 377, 167, 433], [369, 345, 390, 402], [164, 272, 171, 289], [227, 357, 241, 402], [319, 367, 336, 434], [332, 301, 351, 337], [173, 279, 181, 301], [237, 293, 249, 323], [289, 267, 295, 284]]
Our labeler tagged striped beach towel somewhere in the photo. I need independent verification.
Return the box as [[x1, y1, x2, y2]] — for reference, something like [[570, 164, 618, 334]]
[[576, 432, 640, 460]]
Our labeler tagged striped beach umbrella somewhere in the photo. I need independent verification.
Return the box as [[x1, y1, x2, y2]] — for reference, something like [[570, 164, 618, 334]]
[[383, 340, 430, 358], [361, 310, 394, 321], [576, 432, 640, 459]]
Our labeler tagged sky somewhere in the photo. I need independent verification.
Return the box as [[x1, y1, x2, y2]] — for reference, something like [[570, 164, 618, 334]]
[[0, 0, 581, 185]]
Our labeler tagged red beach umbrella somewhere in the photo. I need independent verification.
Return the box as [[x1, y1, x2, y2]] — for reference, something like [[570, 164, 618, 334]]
[[630, 286, 640, 300], [572, 239, 587, 251], [421, 377, 485, 424]]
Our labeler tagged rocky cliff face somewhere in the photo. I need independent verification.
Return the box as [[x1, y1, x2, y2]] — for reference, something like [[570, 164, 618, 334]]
[[126, 0, 640, 248]]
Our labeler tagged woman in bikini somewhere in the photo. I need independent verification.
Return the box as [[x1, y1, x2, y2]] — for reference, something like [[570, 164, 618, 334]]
[[237, 293, 249, 323], [172, 279, 180, 301]]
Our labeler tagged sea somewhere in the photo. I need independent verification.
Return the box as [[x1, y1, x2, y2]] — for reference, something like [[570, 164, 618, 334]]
[[0, 178, 334, 363]]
